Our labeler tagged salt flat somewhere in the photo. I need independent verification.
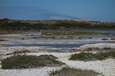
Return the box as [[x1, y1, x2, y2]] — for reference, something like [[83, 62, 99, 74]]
[[0, 50, 115, 76], [0, 33, 115, 76]]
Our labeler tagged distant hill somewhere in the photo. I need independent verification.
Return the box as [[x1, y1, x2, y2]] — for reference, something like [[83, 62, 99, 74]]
[[0, 7, 79, 20]]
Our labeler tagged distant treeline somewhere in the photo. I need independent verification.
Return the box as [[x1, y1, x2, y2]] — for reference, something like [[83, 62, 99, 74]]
[[0, 19, 115, 31]]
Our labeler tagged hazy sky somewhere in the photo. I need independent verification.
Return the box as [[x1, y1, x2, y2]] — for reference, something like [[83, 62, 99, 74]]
[[0, 0, 115, 21]]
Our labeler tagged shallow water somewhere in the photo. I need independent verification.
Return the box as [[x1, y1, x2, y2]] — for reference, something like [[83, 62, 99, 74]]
[[0, 32, 114, 49]]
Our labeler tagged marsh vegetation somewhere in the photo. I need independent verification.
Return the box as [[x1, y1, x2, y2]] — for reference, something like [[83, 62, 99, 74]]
[[50, 67, 102, 76], [69, 51, 115, 61], [1, 55, 64, 69]]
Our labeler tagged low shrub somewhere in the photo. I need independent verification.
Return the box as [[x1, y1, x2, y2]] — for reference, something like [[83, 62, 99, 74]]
[[1, 55, 64, 69], [50, 67, 102, 76], [69, 51, 115, 61], [69, 52, 96, 61]]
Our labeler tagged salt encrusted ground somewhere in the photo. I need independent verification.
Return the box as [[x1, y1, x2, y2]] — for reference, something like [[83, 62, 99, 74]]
[[80, 43, 115, 49], [0, 43, 115, 76], [0, 52, 115, 76]]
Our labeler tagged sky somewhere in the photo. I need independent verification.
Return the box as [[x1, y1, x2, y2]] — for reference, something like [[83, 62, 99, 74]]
[[0, 0, 115, 21]]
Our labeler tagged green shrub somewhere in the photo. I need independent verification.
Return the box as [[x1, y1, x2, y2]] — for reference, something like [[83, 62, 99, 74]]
[[1, 55, 64, 69], [69, 52, 97, 61], [69, 51, 115, 61], [96, 51, 115, 60], [50, 67, 102, 76]]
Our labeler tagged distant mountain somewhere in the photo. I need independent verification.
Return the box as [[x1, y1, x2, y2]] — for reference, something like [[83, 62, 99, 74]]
[[42, 13, 79, 20], [0, 6, 79, 20]]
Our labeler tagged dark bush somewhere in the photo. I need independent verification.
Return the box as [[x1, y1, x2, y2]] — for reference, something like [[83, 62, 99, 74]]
[[69, 51, 115, 61], [50, 67, 102, 76], [1, 55, 64, 69]]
